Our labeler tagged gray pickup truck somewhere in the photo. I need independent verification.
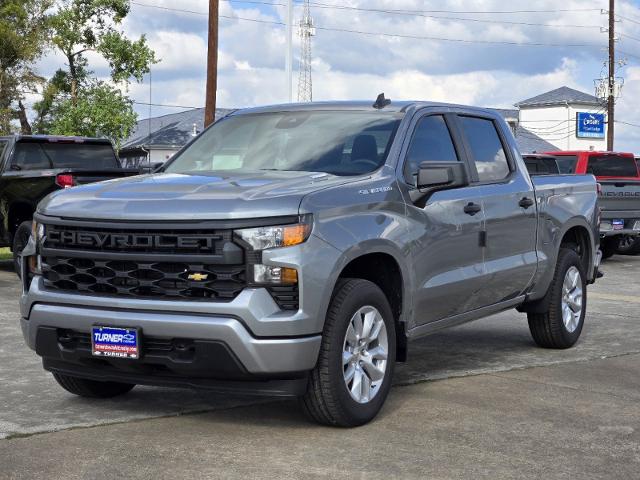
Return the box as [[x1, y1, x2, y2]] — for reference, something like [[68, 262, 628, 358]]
[[20, 99, 600, 426]]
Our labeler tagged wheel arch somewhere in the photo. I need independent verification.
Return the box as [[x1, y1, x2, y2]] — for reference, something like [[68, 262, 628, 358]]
[[330, 244, 409, 362]]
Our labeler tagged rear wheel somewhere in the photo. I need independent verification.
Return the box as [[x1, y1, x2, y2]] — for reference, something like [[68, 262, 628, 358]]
[[12, 220, 32, 278], [600, 237, 618, 260], [616, 235, 640, 256], [528, 248, 586, 349], [301, 279, 396, 427], [52, 373, 135, 398]]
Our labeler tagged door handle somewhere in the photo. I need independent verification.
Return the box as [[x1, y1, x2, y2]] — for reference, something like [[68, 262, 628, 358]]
[[519, 197, 535, 209], [463, 202, 482, 216]]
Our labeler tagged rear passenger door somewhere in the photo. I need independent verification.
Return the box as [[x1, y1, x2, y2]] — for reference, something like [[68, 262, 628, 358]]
[[456, 115, 538, 304], [402, 113, 488, 325]]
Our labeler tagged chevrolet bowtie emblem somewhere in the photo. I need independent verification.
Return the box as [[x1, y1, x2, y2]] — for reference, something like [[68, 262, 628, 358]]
[[187, 273, 209, 282]]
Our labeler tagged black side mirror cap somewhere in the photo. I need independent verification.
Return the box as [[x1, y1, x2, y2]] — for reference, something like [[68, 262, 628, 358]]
[[410, 161, 468, 205], [417, 162, 467, 190]]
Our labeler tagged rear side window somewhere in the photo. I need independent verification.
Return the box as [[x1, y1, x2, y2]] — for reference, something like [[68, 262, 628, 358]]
[[404, 115, 458, 181], [12, 143, 51, 170], [555, 155, 578, 174], [459, 116, 510, 182], [13, 142, 119, 170], [587, 155, 639, 177]]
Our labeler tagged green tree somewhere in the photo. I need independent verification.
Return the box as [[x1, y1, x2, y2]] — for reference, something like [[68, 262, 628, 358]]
[[47, 82, 137, 148], [0, 0, 52, 134], [35, 0, 157, 146]]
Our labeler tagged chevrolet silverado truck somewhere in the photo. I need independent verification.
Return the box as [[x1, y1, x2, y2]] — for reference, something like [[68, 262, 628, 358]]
[[0, 135, 138, 272], [20, 99, 600, 427], [544, 150, 640, 259]]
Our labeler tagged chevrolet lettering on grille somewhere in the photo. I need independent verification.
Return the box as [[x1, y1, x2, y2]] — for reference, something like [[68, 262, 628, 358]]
[[46, 230, 220, 251]]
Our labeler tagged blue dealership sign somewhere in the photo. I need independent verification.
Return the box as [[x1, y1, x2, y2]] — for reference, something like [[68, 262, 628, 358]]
[[576, 112, 605, 138]]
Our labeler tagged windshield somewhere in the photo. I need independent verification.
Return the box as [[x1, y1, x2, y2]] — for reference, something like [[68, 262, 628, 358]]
[[165, 111, 402, 176], [587, 155, 639, 178], [13, 142, 119, 170]]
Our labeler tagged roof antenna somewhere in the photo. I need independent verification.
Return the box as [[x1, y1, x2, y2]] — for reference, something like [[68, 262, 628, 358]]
[[372, 93, 391, 109]]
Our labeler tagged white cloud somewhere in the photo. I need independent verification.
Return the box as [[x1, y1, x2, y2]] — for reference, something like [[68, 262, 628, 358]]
[[22, 0, 640, 150]]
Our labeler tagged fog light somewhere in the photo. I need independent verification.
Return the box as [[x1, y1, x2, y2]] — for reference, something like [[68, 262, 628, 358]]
[[600, 221, 613, 232], [253, 265, 298, 284]]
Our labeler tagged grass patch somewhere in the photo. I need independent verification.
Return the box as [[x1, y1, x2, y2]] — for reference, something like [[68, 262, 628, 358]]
[[0, 247, 12, 261]]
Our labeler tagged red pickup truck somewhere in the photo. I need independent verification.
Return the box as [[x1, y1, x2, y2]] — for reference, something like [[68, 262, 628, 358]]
[[544, 151, 640, 258]]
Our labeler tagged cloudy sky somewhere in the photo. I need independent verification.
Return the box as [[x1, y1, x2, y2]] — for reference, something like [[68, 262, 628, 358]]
[[35, 0, 640, 150]]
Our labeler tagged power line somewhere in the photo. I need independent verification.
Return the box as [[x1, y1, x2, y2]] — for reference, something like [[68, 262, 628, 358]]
[[130, 1, 605, 49], [303, 2, 603, 29], [131, 1, 604, 30], [615, 119, 640, 128], [616, 14, 640, 26], [133, 101, 203, 109]]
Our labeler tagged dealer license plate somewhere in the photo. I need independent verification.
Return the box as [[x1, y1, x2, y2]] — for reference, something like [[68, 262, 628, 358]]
[[613, 219, 625, 230], [91, 326, 139, 359]]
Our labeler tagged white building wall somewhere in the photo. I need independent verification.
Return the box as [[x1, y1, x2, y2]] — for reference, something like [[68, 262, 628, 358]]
[[518, 104, 607, 151], [149, 148, 179, 164]]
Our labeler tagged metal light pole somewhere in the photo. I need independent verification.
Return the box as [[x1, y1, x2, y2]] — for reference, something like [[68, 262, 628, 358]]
[[285, 0, 293, 102]]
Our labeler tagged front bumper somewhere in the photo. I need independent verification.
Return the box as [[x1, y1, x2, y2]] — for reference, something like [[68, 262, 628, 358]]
[[19, 232, 344, 392]]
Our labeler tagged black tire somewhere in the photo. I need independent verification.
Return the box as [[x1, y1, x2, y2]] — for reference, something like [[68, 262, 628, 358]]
[[52, 373, 135, 398], [12, 220, 32, 278], [616, 235, 640, 256], [600, 237, 618, 260], [301, 278, 396, 427], [527, 248, 586, 349]]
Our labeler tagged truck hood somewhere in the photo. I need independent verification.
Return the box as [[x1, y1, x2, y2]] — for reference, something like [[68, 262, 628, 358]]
[[38, 171, 360, 221]]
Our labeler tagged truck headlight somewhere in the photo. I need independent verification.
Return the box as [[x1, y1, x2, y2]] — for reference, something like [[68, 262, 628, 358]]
[[633, 220, 640, 231], [235, 221, 311, 250], [31, 221, 45, 243], [28, 220, 44, 275]]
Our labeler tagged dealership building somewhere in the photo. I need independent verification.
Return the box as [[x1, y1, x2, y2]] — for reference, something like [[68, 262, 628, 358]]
[[119, 86, 607, 167], [513, 86, 607, 151]]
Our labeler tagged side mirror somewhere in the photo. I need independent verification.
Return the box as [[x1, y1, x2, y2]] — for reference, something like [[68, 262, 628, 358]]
[[417, 161, 467, 190], [411, 161, 467, 205]]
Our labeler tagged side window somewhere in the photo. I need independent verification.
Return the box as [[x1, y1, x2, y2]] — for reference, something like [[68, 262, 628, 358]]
[[404, 115, 458, 182], [459, 116, 510, 182]]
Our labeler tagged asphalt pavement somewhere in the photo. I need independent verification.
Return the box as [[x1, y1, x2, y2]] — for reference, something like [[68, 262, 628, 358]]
[[1, 255, 639, 479]]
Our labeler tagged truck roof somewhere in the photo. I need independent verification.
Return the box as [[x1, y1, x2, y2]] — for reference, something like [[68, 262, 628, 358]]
[[545, 150, 635, 157], [0, 134, 113, 145], [231, 100, 503, 118]]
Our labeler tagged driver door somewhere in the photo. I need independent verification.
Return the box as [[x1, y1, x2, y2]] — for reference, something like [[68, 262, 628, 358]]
[[402, 113, 488, 325]]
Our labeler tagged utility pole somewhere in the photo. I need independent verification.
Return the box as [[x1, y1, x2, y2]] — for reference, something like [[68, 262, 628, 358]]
[[285, 0, 293, 102], [204, 0, 219, 128], [607, 0, 615, 150]]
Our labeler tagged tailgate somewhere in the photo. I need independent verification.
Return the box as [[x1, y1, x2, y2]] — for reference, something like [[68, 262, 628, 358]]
[[598, 180, 640, 213]]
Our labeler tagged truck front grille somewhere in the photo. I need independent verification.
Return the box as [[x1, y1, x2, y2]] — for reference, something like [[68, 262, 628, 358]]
[[38, 221, 299, 309], [40, 222, 249, 302], [42, 257, 246, 301]]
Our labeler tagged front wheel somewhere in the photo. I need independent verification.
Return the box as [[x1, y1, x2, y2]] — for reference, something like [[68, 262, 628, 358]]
[[528, 248, 586, 349], [301, 279, 396, 427], [52, 373, 135, 398]]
